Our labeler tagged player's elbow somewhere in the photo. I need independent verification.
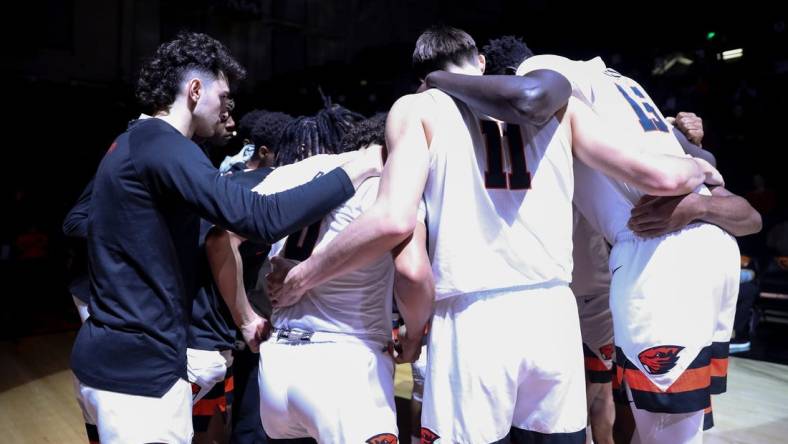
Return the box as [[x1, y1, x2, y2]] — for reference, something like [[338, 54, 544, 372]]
[[512, 71, 570, 125], [380, 212, 418, 241], [737, 211, 763, 237], [511, 86, 551, 125], [395, 257, 433, 289], [205, 227, 230, 254]]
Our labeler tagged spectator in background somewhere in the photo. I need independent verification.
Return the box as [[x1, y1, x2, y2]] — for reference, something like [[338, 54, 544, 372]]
[[746, 174, 778, 220]]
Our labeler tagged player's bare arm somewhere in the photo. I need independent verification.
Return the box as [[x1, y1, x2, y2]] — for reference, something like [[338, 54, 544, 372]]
[[628, 187, 762, 238], [205, 228, 270, 351], [391, 222, 434, 364], [424, 69, 571, 125], [268, 93, 435, 305], [567, 97, 724, 195], [628, 110, 761, 237]]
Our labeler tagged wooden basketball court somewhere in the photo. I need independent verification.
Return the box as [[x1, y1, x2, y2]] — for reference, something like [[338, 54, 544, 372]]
[[2, 332, 786, 443]]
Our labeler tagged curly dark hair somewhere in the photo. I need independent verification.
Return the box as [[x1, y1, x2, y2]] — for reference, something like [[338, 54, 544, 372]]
[[339, 113, 387, 153], [412, 25, 478, 79], [136, 32, 246, 114], [276, 103, 365, 166], [482, 35, 534, 75], [238, 110, 294, 155]]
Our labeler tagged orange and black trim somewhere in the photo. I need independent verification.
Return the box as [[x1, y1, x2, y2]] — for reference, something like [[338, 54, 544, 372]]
[[224, 372, 235, 406], [612, 346, 711, 413], [85, 423, 99, 444], [192, 367, 234, 432], [703, 405, 714, 431], [583, 343, 613, 383], [611, 362, 628, 405], [710, 341, 729, 395]]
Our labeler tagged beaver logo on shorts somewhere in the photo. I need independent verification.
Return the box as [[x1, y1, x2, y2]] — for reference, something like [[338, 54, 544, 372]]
[[366, 433, 397, 444], [638, 345, 684, 375], [599, 344, 614, 361], [421, 427, 440, 443]]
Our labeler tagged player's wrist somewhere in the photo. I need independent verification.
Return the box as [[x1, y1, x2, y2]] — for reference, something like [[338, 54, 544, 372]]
[[289, 260, 316, 294], [693, 194, 710, 221], [239, 311, 262, 329]]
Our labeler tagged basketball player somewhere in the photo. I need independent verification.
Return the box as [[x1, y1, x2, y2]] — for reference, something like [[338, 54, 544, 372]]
[[70, 32, 381, 444], [269, 26, 723, 444], [423, 50, 753, 442], [478, 35, 757, 443], [249, 115, 434, 443]]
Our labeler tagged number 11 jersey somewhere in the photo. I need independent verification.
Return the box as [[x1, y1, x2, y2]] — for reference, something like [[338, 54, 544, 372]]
[[422, 89, 574, 301]]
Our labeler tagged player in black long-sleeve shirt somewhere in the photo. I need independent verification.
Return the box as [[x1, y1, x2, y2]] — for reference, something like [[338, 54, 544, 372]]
[[69, 32, 379, 444]]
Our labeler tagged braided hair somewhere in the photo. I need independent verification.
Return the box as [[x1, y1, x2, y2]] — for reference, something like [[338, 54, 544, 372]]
[[275, 99, 365, 166]]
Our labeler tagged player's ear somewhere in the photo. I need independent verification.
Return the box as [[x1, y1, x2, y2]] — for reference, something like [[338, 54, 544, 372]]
[[478, 54, 486, 74]]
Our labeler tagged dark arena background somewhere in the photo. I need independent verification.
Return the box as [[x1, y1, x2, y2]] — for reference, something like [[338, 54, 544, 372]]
[[1, 1, 787, 442]]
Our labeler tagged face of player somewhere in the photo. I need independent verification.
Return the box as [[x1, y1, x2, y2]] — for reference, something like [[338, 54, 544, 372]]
[[206, 112, 234, 147], [193, 74, 231, 139]]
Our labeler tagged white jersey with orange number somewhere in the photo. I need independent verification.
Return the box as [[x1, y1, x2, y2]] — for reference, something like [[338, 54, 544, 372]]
[[422, 89, 574, 300]]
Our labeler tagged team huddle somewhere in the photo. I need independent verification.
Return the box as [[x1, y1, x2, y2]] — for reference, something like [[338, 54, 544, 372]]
[[65, 25, 760, 444]]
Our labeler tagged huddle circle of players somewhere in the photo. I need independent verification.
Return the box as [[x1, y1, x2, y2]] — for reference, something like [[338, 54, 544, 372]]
[[64, 25, 759, 444]]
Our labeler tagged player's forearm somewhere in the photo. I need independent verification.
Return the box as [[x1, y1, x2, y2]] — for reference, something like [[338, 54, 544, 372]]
[[392, 224, 435, 336], [394, 273, 434, 339], [629, 153, 712, 196], [206, 229, 259, 327], [294, 206, 415, 294], [697, 191, 762, 236], [569, 97, 721, 195], [425, 70, 570, 125]]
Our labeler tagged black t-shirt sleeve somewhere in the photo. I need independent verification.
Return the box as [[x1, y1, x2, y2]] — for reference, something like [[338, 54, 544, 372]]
[[62, 178, 94, 238], [133, 132, 354, 243]]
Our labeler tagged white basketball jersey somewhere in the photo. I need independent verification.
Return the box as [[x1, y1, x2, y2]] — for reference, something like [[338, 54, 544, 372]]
[[570, 208, 611, 297], [422, 89, 574, 300], [254, 153, 407, 344], [518, 55, 709, 243]]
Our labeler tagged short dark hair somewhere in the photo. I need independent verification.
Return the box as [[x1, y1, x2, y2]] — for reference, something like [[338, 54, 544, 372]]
[[136, 32, 246, 114], [412, 25, 478, 79], [339, 113, 387, 153], [238, 110, 294, 155], [482, 35, 534, 75]]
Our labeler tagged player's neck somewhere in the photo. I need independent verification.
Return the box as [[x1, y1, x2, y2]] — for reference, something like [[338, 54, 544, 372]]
[[444, 63, 481, 76], [155, 100, 195, 139]]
